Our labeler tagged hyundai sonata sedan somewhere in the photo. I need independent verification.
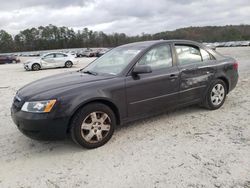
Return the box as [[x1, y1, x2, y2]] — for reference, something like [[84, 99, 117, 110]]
[[23, 52, 77, 71], [11, 40, 238, 149]]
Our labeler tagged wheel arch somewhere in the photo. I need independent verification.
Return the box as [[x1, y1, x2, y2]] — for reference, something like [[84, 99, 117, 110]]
[[32, 63, 41, 70], [65, 60, 73, 67], [67, 98, 121, 133], [202, 75, 230, 102], [216, 76, 229, 94], [65, 60, 73, 64]]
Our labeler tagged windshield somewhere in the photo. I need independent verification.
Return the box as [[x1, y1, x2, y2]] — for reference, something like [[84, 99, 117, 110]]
[[82, 45, 144, 75]]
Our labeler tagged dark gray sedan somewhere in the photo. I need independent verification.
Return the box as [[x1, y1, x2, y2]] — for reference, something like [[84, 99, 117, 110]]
[[11, 40, 238, 149]]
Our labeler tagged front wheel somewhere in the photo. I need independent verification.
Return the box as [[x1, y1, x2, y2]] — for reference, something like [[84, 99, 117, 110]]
[[70, 103, 116, 149], [32, 63, 40, 71], [204, 79, 227, 110]]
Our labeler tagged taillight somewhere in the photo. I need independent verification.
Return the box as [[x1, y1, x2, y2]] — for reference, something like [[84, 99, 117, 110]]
[[233, 61, 238, 70]]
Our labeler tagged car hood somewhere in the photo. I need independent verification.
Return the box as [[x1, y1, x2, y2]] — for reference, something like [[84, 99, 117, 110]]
[[18, 71, 114, 99]]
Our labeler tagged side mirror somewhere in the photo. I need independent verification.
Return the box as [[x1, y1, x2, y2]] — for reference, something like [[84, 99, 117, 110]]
[[132, 65, 152, 75]]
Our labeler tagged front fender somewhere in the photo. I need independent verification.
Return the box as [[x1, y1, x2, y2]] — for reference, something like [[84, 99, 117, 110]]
[[29, 61, 41, 69], [69, 95, 119, 117]]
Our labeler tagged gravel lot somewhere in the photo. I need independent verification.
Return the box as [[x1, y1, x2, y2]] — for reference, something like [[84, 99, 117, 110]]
[[0, 47, 249, 188]]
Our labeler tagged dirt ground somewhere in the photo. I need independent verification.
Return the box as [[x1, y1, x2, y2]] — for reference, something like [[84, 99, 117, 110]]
[[0, 48, 249, 188]]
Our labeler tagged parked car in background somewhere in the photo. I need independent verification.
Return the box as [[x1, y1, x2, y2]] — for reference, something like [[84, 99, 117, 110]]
[[23, 52, 77, 71], [11, 40, 238, 149], [76, 50, 85, 57], [204, 43, 216, 50], [28, 53, 40, 57], [77, 49, 101, 57], [0, 55, 20, 64], [84, 49, 97, 57], [239, 41, 250, 46], [96, 49, 109, 57], [76, 49, 91, 57]]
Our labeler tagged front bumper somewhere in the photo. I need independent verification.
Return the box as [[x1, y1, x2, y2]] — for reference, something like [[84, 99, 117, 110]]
[[229, 71, 238, 92], [11, 105, 70, 140], [23, 64, 31, 70]]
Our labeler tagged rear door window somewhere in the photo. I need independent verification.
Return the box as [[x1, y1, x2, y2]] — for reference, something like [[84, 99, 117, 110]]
[[56, 53, 67, 58], [175, 44, 215, 65], [175, 45, 202, 65]]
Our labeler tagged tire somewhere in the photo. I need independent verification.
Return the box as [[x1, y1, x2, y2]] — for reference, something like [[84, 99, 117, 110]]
[[65, 61, 73, 68], [70, 103, 116, 149], [203, 79, 227, 110], [12, 60, 17, 64], [32, 63, 40, 71]]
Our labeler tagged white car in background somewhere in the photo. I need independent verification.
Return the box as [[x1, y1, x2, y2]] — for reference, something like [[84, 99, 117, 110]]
[[23, 52, 77, 71]]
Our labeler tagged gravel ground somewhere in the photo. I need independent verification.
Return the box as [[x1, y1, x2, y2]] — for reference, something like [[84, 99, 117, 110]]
[[0, 48, 249, 188]]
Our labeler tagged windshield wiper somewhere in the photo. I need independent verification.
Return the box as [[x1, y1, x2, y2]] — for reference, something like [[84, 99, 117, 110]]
[[82, 70, 98, 76]]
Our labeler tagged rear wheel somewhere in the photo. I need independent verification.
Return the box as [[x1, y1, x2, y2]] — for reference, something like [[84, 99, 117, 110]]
[[70, 103, 116, 149], [65, 61, 73, 68], [32, 63, 40, 71], [204, 79, 227, 110]]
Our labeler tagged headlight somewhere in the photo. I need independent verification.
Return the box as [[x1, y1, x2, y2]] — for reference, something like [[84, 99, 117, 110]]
[[21, 100, 56, 113]]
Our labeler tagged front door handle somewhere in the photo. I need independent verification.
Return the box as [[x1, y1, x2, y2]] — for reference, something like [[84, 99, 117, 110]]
[[182, 68, 197, 72], [169, 74, 178, 79]]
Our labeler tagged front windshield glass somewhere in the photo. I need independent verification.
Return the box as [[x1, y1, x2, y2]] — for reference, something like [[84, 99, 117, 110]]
[[83, 45, 144, 75]]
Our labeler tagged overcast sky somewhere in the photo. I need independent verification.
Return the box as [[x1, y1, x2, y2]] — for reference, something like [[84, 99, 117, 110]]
[[0, 0, 250, 35]]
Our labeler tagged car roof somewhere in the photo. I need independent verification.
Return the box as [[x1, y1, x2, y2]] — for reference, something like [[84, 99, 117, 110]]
[[119, 39, 203, 48], [43, 52, 67, 56]]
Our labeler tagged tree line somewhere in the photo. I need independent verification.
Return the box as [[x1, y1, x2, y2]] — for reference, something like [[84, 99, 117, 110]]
[[1, 24, 250, 53]]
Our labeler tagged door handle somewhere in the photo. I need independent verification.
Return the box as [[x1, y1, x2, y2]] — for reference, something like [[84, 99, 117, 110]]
[[169, 74, 178, 79], [182, 68, 197, 72]]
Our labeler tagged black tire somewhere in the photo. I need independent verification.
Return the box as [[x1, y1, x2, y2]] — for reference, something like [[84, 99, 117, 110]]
[[203, 79, 227, 110], [65, 61, 73, 68], [12, 60, 17, 64], [70, 103, 116, 149], [32, 63, 40, 71]]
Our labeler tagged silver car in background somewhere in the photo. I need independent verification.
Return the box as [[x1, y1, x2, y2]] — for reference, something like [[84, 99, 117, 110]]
[[24, 52, 78, 71]]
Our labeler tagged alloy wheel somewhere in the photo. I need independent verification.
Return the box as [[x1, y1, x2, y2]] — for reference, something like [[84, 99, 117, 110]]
[[65, 62, 72, 68], [81, 111, 111, 144], [210, 83, 225, 106], [32, 64, 40, 71]]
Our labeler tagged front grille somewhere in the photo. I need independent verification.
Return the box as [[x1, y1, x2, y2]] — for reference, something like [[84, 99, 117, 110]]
[[12, 104, 20, 112], [12, 95, 24, 112]]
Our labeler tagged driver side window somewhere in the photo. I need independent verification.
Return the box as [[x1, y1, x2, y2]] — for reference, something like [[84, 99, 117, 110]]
[[137, 44, 173, 70], [44, 54, 55, 59]]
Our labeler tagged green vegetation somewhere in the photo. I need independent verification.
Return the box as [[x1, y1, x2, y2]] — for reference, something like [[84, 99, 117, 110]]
[[1, 24, 250, 53]]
